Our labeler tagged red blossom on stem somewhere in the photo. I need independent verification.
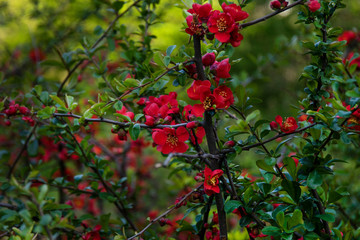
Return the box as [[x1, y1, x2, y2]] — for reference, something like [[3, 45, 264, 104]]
[[204, 166, 223, 196], [221, 3, 249, 22], [152, 127, 189, 154], [211, 58, 231, 79], [306, 0, 321, 12], [207, 10, 235, 43], [338, 31, 358, 44], [271, 115, 298, 133], [187, 3, 212, 22]]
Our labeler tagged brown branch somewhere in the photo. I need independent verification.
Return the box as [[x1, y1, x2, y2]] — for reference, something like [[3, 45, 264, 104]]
[[240, 0, 305, 29], [53, 112, 197, 129], [64, 128, 137, 231], [127, 184, 203, 240], [0, 202, 18, 210], [7, 122, 39, 179], [57, 0, 141, 96], [198, 195, 214, 239]]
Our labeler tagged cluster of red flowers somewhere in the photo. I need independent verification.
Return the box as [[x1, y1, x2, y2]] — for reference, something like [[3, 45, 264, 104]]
[[338, 30, 360, 70], [1, 101, 34, 126], [185, 3, 248, 46], [138, 92, 179, 126], [186, 80, 234, 117], [270, 115, 298, 133]]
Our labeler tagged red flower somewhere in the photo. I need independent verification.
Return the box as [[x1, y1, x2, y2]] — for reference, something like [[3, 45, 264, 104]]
[[116, 106, 134, 121], [29, 48, 46, 62], [82, 225, 102, 240], [207, 10, 235, 43], [152, 127, 189, 154], [192, 86, 216, 117], [211, 58, 231, 78], [190, 126, 206, 144], [202, 52, 216, 66], [185, 15, 204, 36], [204, 166, 223, 196], [306, 0, 321, 12], [229, 25, 244, 47], [187, 3, 212, 22], [221, 3, 249, 22], [274, 115, 298, 133], [187, 80, 212, 100], [338, 31, 358, 44], [213, 85, 234, 109], [345, 52, 360, 70]]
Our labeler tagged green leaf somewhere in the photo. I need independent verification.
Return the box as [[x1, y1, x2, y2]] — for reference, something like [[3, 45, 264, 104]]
[[281, 179, 301, 203], [163, 56, 171, 67], [39, 214, 52, 226], [283, 157, 297, 180], [37, 106, 55, 119], [129, 123, 141, 140], [245, 109, 260, 123], [50, 95, 67, 108], [114, 113, 131, 122], [307, 170, 323, 189], [276, 211, 285, 228], [256, 160, 275, 173], [328, 190, 345, 204], [166, 45, 176, 56], [316, 213, 335, 222], [257, 182, 272, 195], [112, 1, 125, 12], [224, 200, 241, 213], [27, 140, 39, 157], [261, 226, 282, 236], [134, 114, 144, 122], [114, 101, 123, 111], [287, 209, 303, 230], [123, 78, 139, 88]]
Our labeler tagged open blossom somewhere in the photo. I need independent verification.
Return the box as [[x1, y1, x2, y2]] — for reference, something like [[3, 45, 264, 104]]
[[204, 166, 223, 196], [187, 80, 212, 100], [187, 3, 212, 22], [213, 85, 234, 109], [152, 127, 189, 154], [271, 115, 298, 133], [207, 10, 235, 43], [306, 0, 321, 12], [221, 3, 248, 22], [185, 15, 204, 36], [190, 126, 206, 144], [229, 25, 244, 47], [192, 86, 216, 117]]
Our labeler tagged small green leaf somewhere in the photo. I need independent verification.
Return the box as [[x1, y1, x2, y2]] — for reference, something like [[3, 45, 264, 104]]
[[261, 226, 281, 236], [129, 123, 141, 140], [316, 213, 335, 222], [307, 170, 323, 189], [276, 211, 285, 227], [50, 95, 67, 108], [256, 160, 275, 173], [281, 179, 301, 203], [287, 209, 303, 230], [224, 200, 241, 213], [166, 45, 176, 56]]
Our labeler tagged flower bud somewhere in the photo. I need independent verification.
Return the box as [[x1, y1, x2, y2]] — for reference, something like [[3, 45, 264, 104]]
[[270, 121, 278, 130], [19, 106, 30, 115], [186, 121, 198, 129], [4, 119, 11, 126], [202, 52, 216, 66], [270, 0, 282, 10], [224, 140, 235, 148], [145, 115, 155, 126]]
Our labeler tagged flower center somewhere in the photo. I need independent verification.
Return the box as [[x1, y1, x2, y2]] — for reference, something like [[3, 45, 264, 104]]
[[203, 97, 213, 110], [166, 135, 178, 146], [219, 91, 227, 98], [216, 17, 227, 32], [208, 176, 218, 186]]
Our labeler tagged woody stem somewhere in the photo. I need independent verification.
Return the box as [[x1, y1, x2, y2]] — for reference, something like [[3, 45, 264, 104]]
[[193, 34, 228, 240]]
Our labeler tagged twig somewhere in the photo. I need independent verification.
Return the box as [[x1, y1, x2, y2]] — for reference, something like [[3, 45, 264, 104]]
[[198, 195, 214, 239], [7, 123, 39, 179], [0, 202, 18, 210], [64, 128, 137, 231], [127, 184, 203, 240], [240, 0, 305, 29], [57, 0, 141, 95], [53, 112, 197, 129]]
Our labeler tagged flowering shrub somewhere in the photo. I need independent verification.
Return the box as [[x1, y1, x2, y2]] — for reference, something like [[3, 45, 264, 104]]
[[0, 0, 359, 240]]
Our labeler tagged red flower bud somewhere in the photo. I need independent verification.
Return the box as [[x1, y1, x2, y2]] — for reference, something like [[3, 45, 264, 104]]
[[270, 0, 282, 10], [224, 140, 235, 148], [186, 121, 198, 129], [270, 121, 278, 130], [159, 218, 172, 227], [4, 119, 11, 126], [202, 52, 216, 66], [77, 75, 82, 82], [145, 115, 155, 126], [306, 0, 321, 12], [19, 106, 30, 115]]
